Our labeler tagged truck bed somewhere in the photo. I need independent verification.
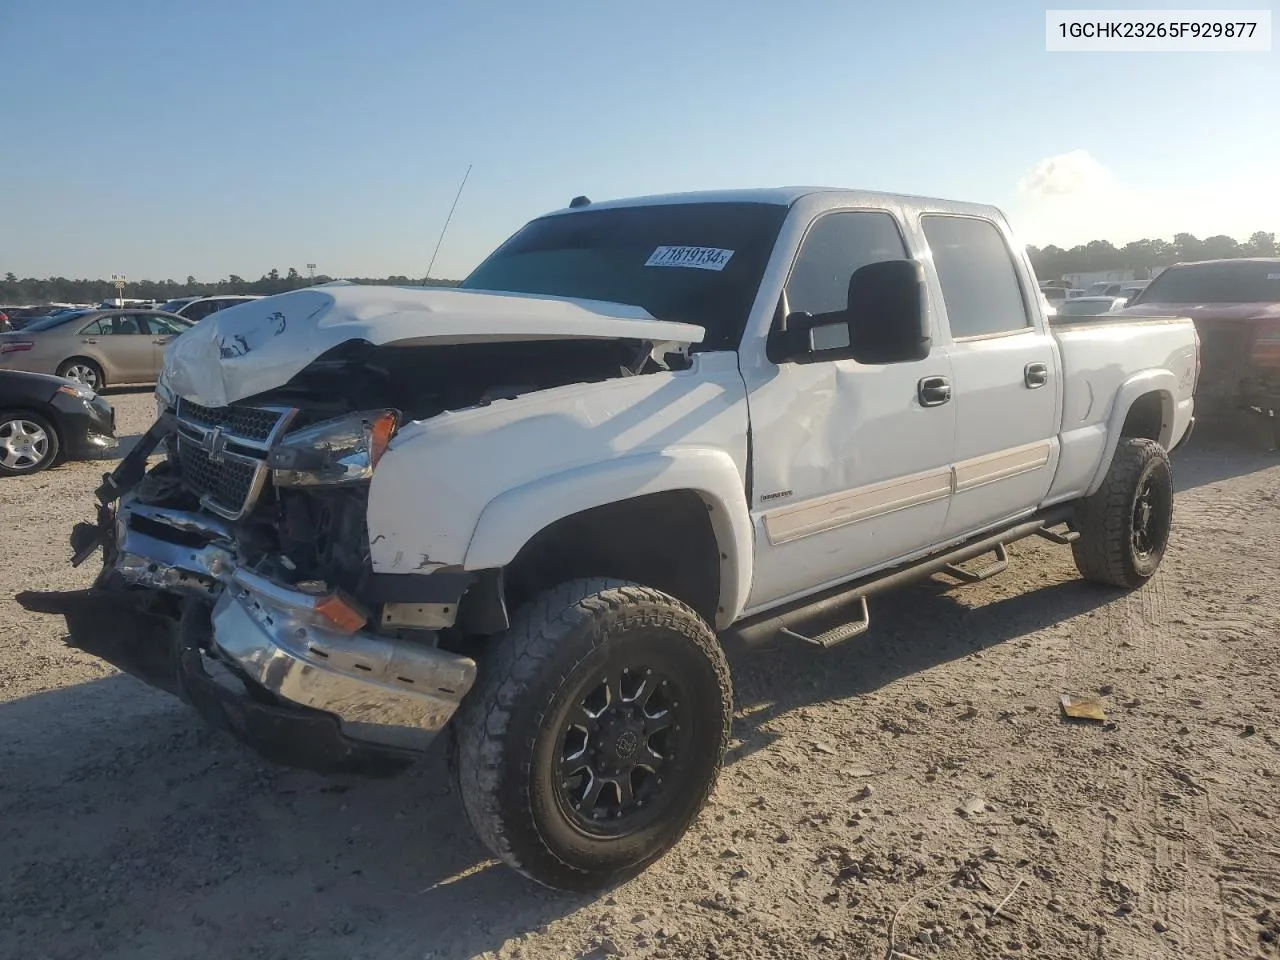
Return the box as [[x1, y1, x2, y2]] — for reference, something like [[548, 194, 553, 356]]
[[1046, 315, 1197, 505]]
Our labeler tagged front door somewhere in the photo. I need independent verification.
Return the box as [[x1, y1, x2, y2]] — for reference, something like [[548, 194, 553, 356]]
[[742, 208, 956, 612], [143, 313, 188, 378], [919, 215, 1060, 540]]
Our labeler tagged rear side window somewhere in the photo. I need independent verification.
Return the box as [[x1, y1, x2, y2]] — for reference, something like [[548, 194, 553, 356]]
[[785, 211, 908, 317], [923, 216, 1031, 338]]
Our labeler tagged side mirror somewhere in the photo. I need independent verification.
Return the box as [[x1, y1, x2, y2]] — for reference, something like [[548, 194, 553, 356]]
[[844, 259, 931, 364], [768, 259, 931, 365]]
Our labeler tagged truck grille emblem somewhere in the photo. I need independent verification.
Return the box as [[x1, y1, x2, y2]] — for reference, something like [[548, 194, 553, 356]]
[[200, 426, 228, 463]]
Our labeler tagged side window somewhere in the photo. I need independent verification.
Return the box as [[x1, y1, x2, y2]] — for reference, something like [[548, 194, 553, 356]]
[[183, 301, 217, 322], [785, 211, 908, 318], [145, 315, 187, 335], [921, 216, 1031, 338], [79, 318, 108, 335], [114, 314, 145, 334]]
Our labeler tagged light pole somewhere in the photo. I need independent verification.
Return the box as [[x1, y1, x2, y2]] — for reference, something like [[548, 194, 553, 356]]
[[110, 273, 127, 307], [307, 263, 316, 286]]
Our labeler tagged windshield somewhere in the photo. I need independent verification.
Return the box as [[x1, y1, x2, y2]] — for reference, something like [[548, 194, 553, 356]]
[[22, 310, 90, 332], [460, 202, 789, 350], [1134, 261, 1280, 305], [159, 298, 197, 313]]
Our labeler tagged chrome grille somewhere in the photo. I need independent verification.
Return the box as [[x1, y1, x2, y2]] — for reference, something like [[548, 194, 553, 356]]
[[175, 443, 259, 517], [173, 400, 294, 520], [177, 398, 282, 443]]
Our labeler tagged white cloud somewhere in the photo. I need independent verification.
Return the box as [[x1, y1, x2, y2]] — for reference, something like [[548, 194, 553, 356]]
[[1018, 149, 1115, 198], [1007, 151, 1279, 249]]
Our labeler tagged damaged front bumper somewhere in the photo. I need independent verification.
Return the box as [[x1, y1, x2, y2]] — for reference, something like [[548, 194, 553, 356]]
[[17, 441, 477, 775]]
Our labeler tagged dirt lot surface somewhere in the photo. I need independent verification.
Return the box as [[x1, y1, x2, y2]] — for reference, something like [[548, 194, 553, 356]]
[[2, 390, 1278, 960]]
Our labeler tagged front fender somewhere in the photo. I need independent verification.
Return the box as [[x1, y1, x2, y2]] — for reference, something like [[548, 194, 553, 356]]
[[1085, 369, 1177, 496], [463, 448, 753, 629]]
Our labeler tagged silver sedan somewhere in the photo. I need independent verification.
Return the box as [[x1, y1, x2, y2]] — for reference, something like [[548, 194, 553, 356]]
[[0, 309, 193, 390]]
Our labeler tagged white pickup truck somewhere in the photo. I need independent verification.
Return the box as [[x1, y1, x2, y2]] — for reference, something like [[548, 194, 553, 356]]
[[19, 187, 1198, 891]]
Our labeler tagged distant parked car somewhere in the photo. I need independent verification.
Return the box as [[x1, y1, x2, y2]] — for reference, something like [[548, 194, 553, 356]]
[[158, 295, 262, 323], [1087, 280, 1150, 300], [1052, 296, 1130, 318], [0, 369, 116, 475], [0, 308, 193, 390]]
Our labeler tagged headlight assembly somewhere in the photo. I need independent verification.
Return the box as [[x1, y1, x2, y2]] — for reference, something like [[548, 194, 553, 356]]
[[267, 409, 399, 487], [56, 383, 98, 402]]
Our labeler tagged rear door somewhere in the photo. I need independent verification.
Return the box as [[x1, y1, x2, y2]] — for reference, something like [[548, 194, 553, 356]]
[[919, 215, 1060, 540]]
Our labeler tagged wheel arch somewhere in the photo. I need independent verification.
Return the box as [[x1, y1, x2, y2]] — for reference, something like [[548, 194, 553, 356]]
[[1085, 370, 1177, 497], [463, 449, 752, 629], [57, 355, 107, 388]]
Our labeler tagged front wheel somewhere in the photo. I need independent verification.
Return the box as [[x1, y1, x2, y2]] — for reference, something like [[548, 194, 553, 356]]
[[0, 410, 60, 476], [1071, 438, 1173, 588], [454, 579, 732, 891]]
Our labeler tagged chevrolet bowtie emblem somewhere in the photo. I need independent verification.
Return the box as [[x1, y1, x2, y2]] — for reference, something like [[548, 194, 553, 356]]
[[200, 426, 228, 463]]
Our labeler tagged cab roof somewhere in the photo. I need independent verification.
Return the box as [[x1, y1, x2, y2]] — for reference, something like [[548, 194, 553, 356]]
[[542, 186, 1004, 220]]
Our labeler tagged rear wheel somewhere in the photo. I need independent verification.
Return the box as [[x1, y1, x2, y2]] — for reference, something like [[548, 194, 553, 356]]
[[0, 410, 60, 476], [57, 358, 104, 391], [454, 579, 732, 891], [1071, 438, 1173, 588]]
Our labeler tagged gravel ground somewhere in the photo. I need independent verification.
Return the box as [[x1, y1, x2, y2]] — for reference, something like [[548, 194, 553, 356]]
[[2, 390, 1278, 960]]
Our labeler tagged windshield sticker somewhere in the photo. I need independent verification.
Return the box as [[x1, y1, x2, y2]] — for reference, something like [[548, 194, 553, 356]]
[[645, 246, 734, 271]]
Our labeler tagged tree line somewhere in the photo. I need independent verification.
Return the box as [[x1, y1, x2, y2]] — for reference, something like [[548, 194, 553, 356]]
[[4, 229, 1278, 304], [0, 269, 459, 305], [1029, 230, 1277, 281]]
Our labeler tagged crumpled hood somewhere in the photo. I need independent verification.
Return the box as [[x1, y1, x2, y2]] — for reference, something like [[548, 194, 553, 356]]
[[162, 285, 705, 407]]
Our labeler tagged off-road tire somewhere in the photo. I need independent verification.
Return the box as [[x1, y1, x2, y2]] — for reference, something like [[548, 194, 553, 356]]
[[454, 578, 732, 891], [1071, 438, 1173, 588]]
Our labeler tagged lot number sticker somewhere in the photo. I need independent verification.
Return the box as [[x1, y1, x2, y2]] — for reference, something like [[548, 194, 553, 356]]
[[645, 246, 735, 271]]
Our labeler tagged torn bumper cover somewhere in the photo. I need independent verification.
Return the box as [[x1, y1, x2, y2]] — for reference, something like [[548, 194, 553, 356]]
[[17, 494, 477, 776]]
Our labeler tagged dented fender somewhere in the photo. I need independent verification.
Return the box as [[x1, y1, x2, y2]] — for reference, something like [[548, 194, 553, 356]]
[[365, 353, 752, 621], [463, 449, 754, 629]]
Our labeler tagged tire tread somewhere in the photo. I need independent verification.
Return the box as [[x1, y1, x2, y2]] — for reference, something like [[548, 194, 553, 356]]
[[1071, 437, 1171, 588], [454, 578, 731, 890]]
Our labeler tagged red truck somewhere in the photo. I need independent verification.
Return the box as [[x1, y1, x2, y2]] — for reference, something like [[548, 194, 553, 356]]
[[1122, 258, 1280, 443]]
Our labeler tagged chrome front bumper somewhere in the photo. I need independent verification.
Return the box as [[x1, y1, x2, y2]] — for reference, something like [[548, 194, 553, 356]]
[[111, 497, 476, 751]]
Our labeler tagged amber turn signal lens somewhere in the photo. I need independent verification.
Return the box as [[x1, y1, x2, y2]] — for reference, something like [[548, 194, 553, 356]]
[[368, 411, 397, 468], [315, 592, 368, 634]]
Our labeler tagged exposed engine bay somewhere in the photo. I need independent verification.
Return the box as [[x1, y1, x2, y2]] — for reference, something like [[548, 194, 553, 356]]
[[143, 337, 690, 599]]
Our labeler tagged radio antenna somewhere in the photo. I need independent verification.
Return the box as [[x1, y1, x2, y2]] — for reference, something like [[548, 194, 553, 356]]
[[424, 163, 472, 284]]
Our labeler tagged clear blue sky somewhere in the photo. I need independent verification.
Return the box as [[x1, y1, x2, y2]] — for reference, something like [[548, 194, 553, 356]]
[[3, 0, 1275, 282]]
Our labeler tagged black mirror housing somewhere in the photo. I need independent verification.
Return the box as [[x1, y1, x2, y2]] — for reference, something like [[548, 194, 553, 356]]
[[845, 259, 931, 364], [768, 259, 931, 365]]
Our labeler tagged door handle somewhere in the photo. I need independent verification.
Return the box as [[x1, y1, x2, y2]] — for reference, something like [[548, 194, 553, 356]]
[[81, 338, 97, 344], [917, 375, 951, 407], [1024, 362, 1049, 388], [153, 338, 171, 344]]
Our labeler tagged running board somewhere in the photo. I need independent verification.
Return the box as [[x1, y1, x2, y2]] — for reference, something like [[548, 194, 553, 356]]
[[1035, 526, 1080, 545], [941, 543, 1009, 584], [729, 510, 1076, 651], [779, 597, 870, 649]]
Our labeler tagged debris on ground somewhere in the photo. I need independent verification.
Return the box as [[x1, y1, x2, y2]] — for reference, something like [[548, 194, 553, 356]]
[[1060, 693, 1107, 723]]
